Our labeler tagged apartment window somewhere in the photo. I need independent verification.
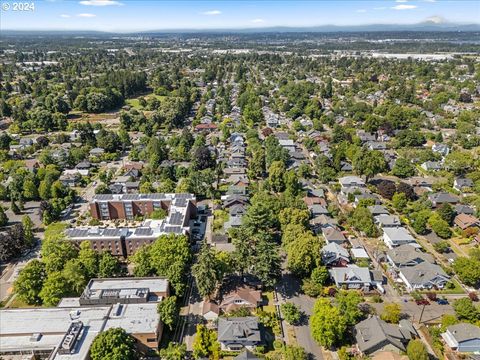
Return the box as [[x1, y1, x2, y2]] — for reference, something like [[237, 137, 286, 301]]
[[146, 338, 157, 343]]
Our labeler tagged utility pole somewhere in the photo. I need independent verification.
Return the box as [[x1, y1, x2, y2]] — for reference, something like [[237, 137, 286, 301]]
[[419, 303, 426, 324]]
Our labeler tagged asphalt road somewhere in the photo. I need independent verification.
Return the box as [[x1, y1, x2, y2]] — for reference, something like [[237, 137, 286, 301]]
[[278, 272, 324, 360]]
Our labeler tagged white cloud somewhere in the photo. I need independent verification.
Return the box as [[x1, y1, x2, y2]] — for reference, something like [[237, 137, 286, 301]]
[[423, 0, 436, 2], [77, 13, 97, 17], [251, 18, 265, 23], [60, 14, 71, 18], [356, 9, 367, 13], [392, 4, 418, 10], [201, 10, 221, 16], [396, 0, 408, 2], [79, 0, 122, 6]]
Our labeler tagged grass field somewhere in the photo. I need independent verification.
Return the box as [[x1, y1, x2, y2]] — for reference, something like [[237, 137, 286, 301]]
[[125, 93, 165, 109]]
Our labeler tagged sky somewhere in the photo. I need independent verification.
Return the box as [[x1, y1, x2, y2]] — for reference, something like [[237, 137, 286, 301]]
[[1, 0, 479, 32]]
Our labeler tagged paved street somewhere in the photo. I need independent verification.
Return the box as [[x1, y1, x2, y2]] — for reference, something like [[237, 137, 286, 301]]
[[0, 245, 40, 302], [278, 272, 324, 360]]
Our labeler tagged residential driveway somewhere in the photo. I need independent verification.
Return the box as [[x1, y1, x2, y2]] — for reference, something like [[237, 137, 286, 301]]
[[370, 300, 455, 324], [277, 272, 324, 360]]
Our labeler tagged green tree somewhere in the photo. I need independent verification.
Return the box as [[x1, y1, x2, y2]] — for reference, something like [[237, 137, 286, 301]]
[[13, 259, 46, 305], [428, 212, 452, 239], [98, 251, 121, 277], [157, 295, 178, 331], [444, 151, 474, 175], [407, 339, 429, 360], [283, 345, 308, 360], [39, 271, 70, 306], [453, 257, 480, 287], [437, 203, 455, 225], [453, 298, 479, 322], [0, 206, 7, 226], [159, 343, 187, 360], [391, 157, 416, 178], [144, 234, 191, 296], [349, 207, 378, 237], [286, 232, 322, 278], [281, 302, 302, 325], [381, 303, 401, 324], [78, 241, 98, 279], [130, 245, 153, 277], [392, 192, 408, 212], [63, 259, 87, 294], [268, 161, 286, 193], [90, 328, 137, 360], [311, 266, 329, 286], [252, 237, 282, 287], [354, 149, 387, 182], [248, 148, 265, 179], [192, 245, 221, 299], [41, 236, 78, 273], [279, 208, 310, 231], [310, 298, 347, 348], [22, 215, 35, 247], [23, 179, 39, 200], [335, 290, 363, 326], [410, 209, 431, 235], [192, 324, 220, 359]]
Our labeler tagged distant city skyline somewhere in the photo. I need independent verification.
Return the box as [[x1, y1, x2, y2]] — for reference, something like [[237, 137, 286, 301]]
[[1, 0, 479, 32]]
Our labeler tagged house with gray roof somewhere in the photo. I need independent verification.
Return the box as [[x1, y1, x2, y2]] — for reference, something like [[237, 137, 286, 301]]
[[329, 266, 373, 290], [382, 227, 416, 248], [339, 176, 366, 194], [375, 215, 401, 228], [455, 204, 475, 215], [357, 130, 376, 143], [322, 227, 347, 245], [442, 323, 480, 353], [309, 204, 329, 217], [428, 192, 459, 207], [310, 215, 338, 234], [454, 178, 474, 192], [321, 243, 350, 267], [217, 317, 262, 352], [421, 161, 443, 172], [354, 316, 415, 355], [368, 205, 390, 216], [398, 262, 450, 292], [432, 143, 450, 157], [386, 244, 434, 268]]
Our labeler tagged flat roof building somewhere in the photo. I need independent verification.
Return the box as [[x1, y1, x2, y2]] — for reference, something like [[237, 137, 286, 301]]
[[0, 278, 169, 360], [70, 193, 196, 257], [79, 277, 169, 305], [90, 193, 196, 221]]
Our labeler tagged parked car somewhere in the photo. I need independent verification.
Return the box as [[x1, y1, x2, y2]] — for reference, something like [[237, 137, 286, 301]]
[[416, 299, 430, 305], [437, 298, 449, 305]]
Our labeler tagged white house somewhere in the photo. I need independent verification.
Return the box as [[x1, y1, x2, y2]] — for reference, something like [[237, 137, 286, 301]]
[[382, 227, 416, 248]]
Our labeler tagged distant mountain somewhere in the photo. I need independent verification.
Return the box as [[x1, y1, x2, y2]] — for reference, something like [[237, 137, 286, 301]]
[[2, 22, 479, 35], [139, 22, 480, 34]]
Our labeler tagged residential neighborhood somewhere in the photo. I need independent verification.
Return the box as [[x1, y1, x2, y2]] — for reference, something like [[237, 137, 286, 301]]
[[1, 5, 480, 360]]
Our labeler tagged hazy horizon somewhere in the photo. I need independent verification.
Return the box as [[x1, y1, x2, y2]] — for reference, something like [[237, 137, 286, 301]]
[[1, 0, 479, 32]]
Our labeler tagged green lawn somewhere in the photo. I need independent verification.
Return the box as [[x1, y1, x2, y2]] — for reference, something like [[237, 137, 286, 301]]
[[262, 291, 276, 313], [125, 94, 166, 109]]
